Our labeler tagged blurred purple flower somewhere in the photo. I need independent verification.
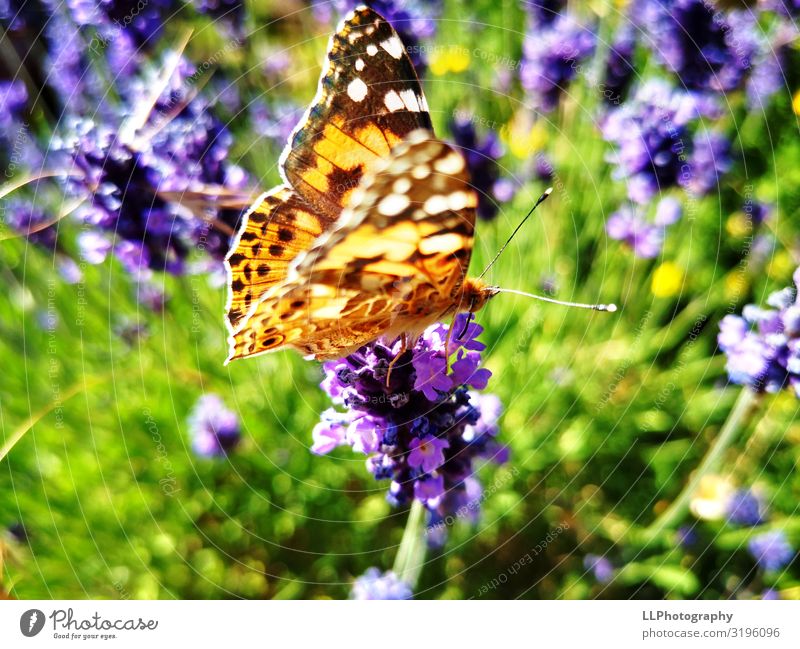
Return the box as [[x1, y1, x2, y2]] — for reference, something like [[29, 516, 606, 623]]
[[606, 205, 664, 258], [492, 178, 516, 204], [534, 153, 554, 182], [4, 200, 57, 250], [522, 0, 564, 27], [188, 394, 241, 457], [762, 0, 800, 17], [748, 530, 794, 571], [718, 267, 800, 395], [602, 24, 637, 106], [744, 200, 773, 226], [315, 314, 505, 518], [681, 132, 731, 197], [249, 99, 303, 148], [634, 1, 760, 93], [654, 197, 683, 227], [601, 80, 728, 203], [584, 554, 614, 583], [351, 568, 412, 600], [677, 525, 699, 548], [54, 52, 249, 277], [188, 0, 245, 35], [66, 0, 175, 46], [0, 79, 27, 127], [727, 489, 765, 526], [521, 12, 596, 113]]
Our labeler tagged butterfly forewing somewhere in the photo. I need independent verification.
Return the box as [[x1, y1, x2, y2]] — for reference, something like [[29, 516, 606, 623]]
[[280, 6, 432, 218], [227, 131, 477, 362]]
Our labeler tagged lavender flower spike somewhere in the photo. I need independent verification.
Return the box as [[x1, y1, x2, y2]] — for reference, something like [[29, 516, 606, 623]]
[[314, 314, 506, 520]]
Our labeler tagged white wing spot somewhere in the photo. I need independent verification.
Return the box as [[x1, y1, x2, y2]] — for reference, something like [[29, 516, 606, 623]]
[[418, 94, 430, 112], [419, 233, 464, 255], [384, 90, 405, 112], [380, 36, 404, 59], [355, 58, 365, 71], [399, 89, 420, 112], [434, 151, 465, 175], [411, 164, 430, 179], [393, 177, 411, 194], [423, 195, 449, 215], [447, 190, 471, 211], [367, 44, 378, 56], [347, 78, 369, 102], [378, 193, 411, 216]]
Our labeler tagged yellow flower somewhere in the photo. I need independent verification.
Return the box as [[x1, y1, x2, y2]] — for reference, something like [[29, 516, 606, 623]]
[[429, 47, 470, 76], [651, 261, 684, 298], [500, 119, 548, 159], [724, 270, 748, 301], [725, 212, 751, 238], [767, 250, 794, 280], [690, 475, 734, 521], [793, 90, 800, 116]]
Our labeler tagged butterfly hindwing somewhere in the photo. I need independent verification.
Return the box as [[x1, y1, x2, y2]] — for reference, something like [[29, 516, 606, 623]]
[[280, 6, 432, 219], [227, 130, 477, 362], [224, 186, 338, 331]]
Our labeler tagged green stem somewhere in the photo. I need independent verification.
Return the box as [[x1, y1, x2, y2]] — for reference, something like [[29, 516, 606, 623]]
[[644, 388, 760, 540], [392, 500, 427, 589]]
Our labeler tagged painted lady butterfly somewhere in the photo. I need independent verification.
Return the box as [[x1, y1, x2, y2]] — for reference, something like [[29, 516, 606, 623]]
[[224, 5, 498, 363]]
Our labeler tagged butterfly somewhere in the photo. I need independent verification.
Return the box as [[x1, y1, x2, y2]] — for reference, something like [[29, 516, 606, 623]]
[[223, 5, 500, 364]]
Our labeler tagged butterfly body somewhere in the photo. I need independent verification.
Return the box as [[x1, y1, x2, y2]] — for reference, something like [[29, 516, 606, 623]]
[[225, 7, 494, 363]]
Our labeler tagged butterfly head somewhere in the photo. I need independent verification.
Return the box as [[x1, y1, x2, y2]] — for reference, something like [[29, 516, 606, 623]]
[[460, 277, 500, 314]]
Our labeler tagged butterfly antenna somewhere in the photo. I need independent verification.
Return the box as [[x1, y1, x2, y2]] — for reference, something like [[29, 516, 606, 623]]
[[490, 287, 617, 312], [477, 187, 553, 280]]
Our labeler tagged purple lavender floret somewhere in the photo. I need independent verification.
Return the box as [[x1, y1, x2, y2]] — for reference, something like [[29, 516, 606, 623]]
[[351, 567, 412, 600], [717, 267, 800, 395], [188, 393, 241, 457], [313, 314, 506, 517], [521, 12, 596, 113]]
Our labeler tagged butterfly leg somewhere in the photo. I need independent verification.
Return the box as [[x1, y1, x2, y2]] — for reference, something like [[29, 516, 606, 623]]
[[443, 320, 455, 373], [386, 334, 408, 387]]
